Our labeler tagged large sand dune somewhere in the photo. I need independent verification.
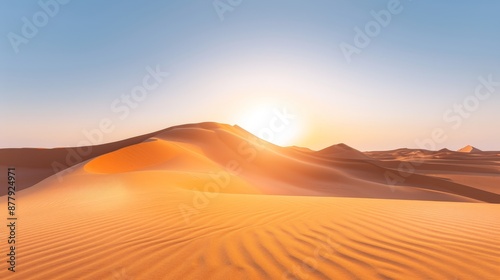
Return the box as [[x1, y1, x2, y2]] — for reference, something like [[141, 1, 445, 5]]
[[1, 122, 499, 279]]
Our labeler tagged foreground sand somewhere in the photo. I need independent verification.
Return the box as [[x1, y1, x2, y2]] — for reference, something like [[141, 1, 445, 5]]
[[1, 180, 499, 279], [1, 123, 499, 279]]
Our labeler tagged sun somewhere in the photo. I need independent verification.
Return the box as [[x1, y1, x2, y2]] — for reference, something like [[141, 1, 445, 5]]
[[235, 104, 301, 146]]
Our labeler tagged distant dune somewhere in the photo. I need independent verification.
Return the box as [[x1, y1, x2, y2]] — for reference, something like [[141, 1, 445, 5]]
[[1, 122, 499, 279], [458, 145, 482, 153], [316, 143, 372, 160]]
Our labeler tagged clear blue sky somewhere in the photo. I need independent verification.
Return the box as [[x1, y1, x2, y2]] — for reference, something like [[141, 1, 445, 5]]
[[1, 0, 499, 150]]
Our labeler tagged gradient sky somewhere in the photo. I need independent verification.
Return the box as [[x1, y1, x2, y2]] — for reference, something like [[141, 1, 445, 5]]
[[1, 0, 499, 151]]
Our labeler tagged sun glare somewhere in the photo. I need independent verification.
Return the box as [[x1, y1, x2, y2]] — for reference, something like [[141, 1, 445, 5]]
[[236, 104, 301, 146]]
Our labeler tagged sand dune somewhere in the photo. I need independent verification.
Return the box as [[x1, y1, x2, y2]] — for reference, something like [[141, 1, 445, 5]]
[[458, 145, 482, 153], [3, 122, 499, 202], [316, 143, 372, 160], [366, 147, 500, 195], [79, 124, 500, 202], [1, 122, 499, 279]]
